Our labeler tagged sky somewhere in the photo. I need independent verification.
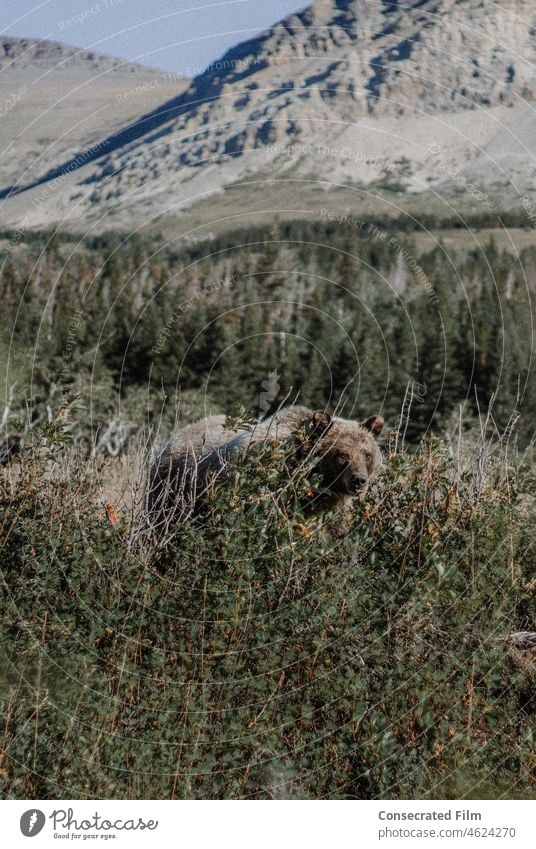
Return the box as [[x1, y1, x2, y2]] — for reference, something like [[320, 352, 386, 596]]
[[1, 0, 308, 77]]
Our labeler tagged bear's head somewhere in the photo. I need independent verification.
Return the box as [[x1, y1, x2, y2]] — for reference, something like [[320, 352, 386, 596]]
[[304, 411, 384, 496]]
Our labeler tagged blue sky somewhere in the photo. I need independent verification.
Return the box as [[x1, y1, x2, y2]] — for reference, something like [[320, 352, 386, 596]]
[[2, 0, 308, 76]]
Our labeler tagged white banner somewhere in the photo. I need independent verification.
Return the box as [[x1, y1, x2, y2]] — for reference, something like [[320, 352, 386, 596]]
[[0, 800, 534, 848]]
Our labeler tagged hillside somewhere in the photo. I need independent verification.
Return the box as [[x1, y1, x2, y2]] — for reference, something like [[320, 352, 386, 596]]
[[1, 0, 536, 232], [0, 35, 188, 227], [0, 402, 534, 799]]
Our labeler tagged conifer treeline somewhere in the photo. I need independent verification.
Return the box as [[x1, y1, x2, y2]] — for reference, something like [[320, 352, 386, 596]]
[[0, 222, 534, 449]]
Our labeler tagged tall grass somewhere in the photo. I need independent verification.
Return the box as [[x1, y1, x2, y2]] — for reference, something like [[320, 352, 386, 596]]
[[0, 413, 534, 799]]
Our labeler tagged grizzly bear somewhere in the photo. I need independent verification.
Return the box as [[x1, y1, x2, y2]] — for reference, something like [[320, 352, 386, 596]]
[[148, 406, 384, 536]]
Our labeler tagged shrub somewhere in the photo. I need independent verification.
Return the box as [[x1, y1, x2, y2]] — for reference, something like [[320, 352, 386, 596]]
[[0, 426, 534, 799]]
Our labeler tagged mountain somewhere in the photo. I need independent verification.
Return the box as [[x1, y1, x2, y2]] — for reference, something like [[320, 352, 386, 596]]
[[0, 36, 125, 68], [1, 1, 536, 232], [0, 35, 188, 226]]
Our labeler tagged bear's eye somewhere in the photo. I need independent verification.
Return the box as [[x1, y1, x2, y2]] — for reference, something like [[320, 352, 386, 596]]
[[363, 451, 372, 463], [336, 454, 348, 466]]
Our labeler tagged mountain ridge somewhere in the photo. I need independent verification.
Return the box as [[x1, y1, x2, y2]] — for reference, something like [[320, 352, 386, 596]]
[[1, 0, 536, 231], [0, 33, 149, 70]]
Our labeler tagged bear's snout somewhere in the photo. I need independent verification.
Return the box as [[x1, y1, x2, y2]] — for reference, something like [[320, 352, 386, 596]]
[[327, 465, 368, 495], [350, 473, 367, 493]]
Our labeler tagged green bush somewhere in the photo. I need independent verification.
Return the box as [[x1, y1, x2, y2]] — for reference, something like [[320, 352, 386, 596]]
[[0, 429, 534, 799]]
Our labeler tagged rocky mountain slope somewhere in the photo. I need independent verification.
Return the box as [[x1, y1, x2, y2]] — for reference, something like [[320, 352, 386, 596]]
[[0, 36, 122, 68], [0, 36, 188, 221], [1, 0, 536, 231]]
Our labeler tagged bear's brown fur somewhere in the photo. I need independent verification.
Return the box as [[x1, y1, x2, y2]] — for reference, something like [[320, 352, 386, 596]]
[[148, 406, 384, 535]]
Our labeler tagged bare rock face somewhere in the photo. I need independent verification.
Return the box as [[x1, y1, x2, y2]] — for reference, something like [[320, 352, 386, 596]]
[[2, 1, 536, 228], [87, 0, 536, 168]]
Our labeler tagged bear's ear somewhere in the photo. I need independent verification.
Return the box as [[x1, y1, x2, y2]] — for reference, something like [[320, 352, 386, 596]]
[[361, 415, 384, 437], [309, 410, 333, 438]]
